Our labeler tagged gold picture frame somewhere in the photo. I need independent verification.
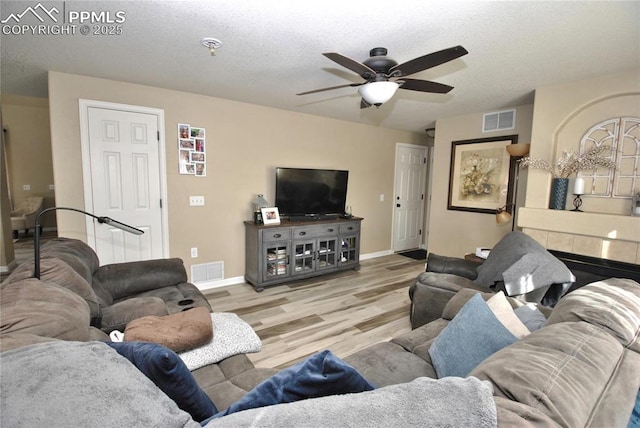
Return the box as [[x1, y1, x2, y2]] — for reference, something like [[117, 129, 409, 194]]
[[447, 135, 518, 214]]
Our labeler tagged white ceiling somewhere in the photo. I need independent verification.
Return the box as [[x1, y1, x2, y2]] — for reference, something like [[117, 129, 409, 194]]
[[1, 0, 639, 133]]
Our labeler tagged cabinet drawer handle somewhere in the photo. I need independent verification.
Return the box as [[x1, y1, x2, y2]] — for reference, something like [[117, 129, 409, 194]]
[[273, 233, 282, 238], [299, 231, 306, 236], [327, 228, 334, 232]]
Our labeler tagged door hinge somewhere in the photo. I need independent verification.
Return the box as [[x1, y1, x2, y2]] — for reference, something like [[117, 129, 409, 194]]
[[421, 194, 424, 200], [419, 229, 422, 235], [423, 157, 427, 164], [160, 199, 163, 209], [157, 131, 160, 141]]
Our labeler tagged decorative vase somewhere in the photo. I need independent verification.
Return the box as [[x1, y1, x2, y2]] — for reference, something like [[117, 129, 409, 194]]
[[549, 178, 569, 210]]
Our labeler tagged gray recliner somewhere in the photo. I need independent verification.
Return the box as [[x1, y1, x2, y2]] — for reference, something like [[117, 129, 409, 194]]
[[409, 231, 575, 329], [1, 237, 212, 332]]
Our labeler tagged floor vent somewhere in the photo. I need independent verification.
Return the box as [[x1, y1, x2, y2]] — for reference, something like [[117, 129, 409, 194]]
[[483, 109, 516, 132], [191, 261, 224, 283]]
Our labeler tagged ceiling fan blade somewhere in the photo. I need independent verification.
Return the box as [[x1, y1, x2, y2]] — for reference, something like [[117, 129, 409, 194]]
[[390, 45, 468, 77], [398, 78, 454, 94], [360, 98, 372, 109], [297, 82, 363, 96], [323, 52, 376, 79]]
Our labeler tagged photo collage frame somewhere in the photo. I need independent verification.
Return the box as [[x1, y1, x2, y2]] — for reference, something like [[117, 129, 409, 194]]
[[178, 123, 206, 176]]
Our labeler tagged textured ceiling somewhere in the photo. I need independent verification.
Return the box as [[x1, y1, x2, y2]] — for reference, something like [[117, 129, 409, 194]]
[[1, 0, 639, 133]]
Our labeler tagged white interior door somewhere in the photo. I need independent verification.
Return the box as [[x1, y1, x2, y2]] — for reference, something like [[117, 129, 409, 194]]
[[392, 144, 427, 252], [82, 103, 166, 264]]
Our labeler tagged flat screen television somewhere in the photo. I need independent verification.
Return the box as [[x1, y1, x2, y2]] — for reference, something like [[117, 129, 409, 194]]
[[275, 167, 349, 219]]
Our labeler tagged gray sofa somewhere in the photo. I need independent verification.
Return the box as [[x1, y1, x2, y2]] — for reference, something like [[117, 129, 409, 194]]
[[2, 236, 639, 426], [347, 278, 640, 426], [0, 238, 277, 408], [2, 270, 639, 426]]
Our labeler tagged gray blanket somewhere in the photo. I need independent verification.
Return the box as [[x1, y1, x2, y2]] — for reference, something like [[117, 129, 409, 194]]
[[0, 341, 200, 428], [475, 231, 574, 297], [1, 341, 497, 428], [204, 376, 497, 428]]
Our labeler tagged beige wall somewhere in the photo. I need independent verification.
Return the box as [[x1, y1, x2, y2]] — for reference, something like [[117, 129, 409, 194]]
[[526, 69, 640, 213], [520, 69, 640, 264], [1, 108, 15, 271], [426, 104, 534, 257], [1, 95, 56, 229], [47, 71, 424, 281]]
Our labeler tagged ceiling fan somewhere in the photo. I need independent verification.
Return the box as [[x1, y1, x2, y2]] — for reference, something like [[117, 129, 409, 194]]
[[297, 45, 468, 108]]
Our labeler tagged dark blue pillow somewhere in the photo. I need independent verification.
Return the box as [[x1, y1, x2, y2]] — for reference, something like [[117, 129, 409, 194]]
[[429, 293, 518, 378], [105, 341, 216, 422], [212, 350, 374, 419], [629, 389, 640, 427]]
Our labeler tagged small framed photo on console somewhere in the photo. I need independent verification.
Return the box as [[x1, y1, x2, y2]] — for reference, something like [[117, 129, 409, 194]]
[[261, 207, 281, 225]]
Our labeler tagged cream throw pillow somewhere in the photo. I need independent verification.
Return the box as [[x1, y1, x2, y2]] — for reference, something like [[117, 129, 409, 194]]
[[486, 291, 530, 339]]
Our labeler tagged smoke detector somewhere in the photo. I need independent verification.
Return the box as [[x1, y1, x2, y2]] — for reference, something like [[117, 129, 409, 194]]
[[201, 38, 222, 56]]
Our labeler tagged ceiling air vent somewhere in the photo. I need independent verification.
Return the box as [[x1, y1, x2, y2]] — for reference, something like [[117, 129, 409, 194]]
[[483, 109, 516, 132]]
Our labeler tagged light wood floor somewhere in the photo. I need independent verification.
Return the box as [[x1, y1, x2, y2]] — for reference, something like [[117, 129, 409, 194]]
[[4, 236, 425, 371], [203, 255, 425, 370]]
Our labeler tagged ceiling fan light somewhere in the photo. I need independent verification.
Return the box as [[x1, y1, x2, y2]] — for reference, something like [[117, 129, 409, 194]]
[[358, 81, 399, 105]]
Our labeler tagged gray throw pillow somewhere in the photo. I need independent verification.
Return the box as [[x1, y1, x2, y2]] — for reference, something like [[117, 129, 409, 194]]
[[513, 305, 547, 331], [429, 293, 517, 378]]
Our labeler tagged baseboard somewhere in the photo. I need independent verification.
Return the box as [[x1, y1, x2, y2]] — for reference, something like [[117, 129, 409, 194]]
[[195, 275, 246, 291], [360, 249, 394, 260], [0, 259, 17, 273], [195, 250, 395, 290]]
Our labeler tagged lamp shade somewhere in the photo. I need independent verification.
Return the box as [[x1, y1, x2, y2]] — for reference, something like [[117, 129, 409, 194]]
[[495, 209, 512, 225], [358, 81, 399, 105], [506, 143, 530, 157]]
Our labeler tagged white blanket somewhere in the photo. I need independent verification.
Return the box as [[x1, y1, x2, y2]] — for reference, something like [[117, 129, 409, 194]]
[[178, 312, 262, 371]]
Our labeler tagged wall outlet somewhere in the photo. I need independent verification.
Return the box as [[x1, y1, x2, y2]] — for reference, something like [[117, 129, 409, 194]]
[[189, 196, 205, 206], [379, 194, 384, 202], [23, 184, 30, 190], [190, 247, 198, 258], [48, 184, 55, 190]]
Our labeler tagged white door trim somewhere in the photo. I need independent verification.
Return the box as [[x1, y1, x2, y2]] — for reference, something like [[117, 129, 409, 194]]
[[391, 142, 428, 252], [78, 99, 169, 257]]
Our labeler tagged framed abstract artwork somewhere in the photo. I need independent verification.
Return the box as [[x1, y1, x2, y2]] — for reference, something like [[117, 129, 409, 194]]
[[447, 135, 518, 214]]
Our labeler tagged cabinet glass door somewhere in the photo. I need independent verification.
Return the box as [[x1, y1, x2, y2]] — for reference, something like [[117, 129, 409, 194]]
[[264, 243, 289, 280], [317, 238, 338, 271], [293, 240, 315, 276], [339, 235, 359, 266]]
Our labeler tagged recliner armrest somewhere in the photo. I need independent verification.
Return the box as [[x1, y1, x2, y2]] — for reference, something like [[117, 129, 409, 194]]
[[409, 272, 489, 329], [426, 253, 480, 280], [93, 258, 189, 301]]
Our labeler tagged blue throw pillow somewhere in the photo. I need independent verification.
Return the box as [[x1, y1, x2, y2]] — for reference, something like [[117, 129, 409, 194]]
[[629, 389, 640, 427], [105, 341, 216, 422], [429, 293, 518, 378], [211, 350, 375, 419]]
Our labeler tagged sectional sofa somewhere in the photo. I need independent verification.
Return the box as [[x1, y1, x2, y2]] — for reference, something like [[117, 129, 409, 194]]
[[1, 238, 639, 426]]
